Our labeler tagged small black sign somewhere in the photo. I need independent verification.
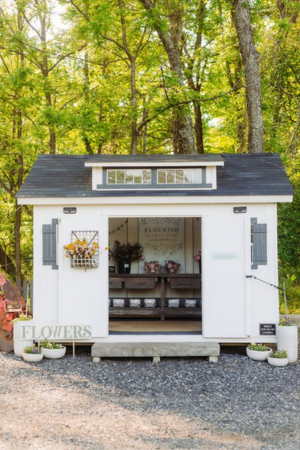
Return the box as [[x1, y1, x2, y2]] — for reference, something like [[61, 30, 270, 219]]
[[63, 207, 77, 214], [259, 323, 276, 336], [109, 266, 116, 273]]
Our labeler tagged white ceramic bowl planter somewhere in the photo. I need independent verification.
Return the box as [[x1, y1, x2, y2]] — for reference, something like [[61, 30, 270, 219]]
[[41, 346, 66, 359], [246, 347, 272, 361], [267, 355, 289, 367], [22, 352, 43, 363]]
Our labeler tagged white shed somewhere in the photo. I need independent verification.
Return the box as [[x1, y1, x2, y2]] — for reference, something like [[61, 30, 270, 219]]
[[16, 153, 293, 360]]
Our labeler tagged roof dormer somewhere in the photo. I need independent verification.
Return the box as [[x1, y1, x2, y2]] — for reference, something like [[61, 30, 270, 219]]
[[84, 154, 224, 191]]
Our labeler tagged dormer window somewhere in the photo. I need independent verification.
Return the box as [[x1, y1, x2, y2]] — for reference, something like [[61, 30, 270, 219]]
[[107, 169, 151, 185], [157, 168, 202, 185], [86, 154, 224, 191]]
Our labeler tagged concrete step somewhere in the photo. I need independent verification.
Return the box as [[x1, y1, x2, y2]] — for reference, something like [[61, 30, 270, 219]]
[[92, 341, 220, 363]]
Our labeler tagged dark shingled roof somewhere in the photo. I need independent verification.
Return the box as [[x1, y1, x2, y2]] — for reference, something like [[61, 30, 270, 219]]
[[86, 154, 224, 164], [16, 153, 293, 199]]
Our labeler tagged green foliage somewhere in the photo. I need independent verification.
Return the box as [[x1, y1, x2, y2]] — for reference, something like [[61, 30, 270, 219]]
[[269, 350, 288, 359], [248, 343, 270, 351], [0, 0, 299, 284]]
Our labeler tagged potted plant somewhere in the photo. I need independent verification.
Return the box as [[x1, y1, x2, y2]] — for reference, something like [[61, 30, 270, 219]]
[[267, 349, 289, 367], [246, 343, 272, 361], [277, 317, 298, 363], [13, 314, 34, 357], [64, 238, 100, 268], [144, 261, 160, 273], [40, 339, 66, 359], [165, 260, 181, 274], [110, 240, 144, 273], [22, 345, 43, 363]]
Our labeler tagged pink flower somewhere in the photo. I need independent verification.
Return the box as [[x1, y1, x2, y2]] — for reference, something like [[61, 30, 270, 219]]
[[194, 251, 201, 262]]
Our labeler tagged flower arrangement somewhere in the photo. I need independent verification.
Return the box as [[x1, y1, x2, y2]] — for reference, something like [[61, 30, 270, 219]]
[[194, 251, 201, 262], [144, 261, 160, 273], [248, 343, 270, 352], [278, 317, 294, 326], [23, 345, 42, 354], [165, 260, 181, 273], [109, 240, 144, 262], [40, 339, 63, 349], [64, 238, 99, 259]]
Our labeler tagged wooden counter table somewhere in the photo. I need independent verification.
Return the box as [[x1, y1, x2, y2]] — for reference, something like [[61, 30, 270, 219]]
[[109, 273, 201, 320]]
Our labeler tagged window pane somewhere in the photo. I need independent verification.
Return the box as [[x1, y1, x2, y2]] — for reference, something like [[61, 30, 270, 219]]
[[157, 170, 166, 184], [182, 169, 202, 184], [192, 169, 202, 183], [125, 172, 134, 184], [143, 170, 151, 184], [175, 170, 184, 184], [107, 171, 115, 184], [117, 170, 125, 184], [183, 170, 193, 183], [167, 170, 175, 183], [134, 175, 142, 184]]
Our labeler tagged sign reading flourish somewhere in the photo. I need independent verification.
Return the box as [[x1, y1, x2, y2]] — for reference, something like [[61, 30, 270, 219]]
[[20, 324, 92, 340], [139, 218, 185, 272]]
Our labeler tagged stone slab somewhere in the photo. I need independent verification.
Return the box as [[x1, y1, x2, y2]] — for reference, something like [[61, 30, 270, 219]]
[[91, 341, 220, 358]]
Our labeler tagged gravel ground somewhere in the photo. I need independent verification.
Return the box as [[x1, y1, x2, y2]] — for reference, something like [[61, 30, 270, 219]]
[[0, 341, 300, 450]]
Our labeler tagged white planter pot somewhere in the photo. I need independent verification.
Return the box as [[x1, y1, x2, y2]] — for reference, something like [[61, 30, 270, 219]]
[[267, 356, 289, 367], [276, 325, 298, 363], [22, 352, 43, 363], [13, 321, 33, 357], [41, 346, 66, 359], [246, 347, 272, 361]]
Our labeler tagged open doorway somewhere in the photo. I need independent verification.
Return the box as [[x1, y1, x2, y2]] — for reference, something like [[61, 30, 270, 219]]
[[108, 217, 202, 334]]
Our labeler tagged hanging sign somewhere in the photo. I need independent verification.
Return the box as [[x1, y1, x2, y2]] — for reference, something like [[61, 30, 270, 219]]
[[139, 218, 185, 272], [259, 323, 276, 336]]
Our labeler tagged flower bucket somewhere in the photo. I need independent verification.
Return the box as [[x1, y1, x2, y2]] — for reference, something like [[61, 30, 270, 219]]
[[276, 325, 298, 363], [14, 321, 33, 357], [118, 261, 131, 274]]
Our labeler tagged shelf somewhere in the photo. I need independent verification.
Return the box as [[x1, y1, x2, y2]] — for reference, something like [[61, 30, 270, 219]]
[[109, 273, 201, 320]]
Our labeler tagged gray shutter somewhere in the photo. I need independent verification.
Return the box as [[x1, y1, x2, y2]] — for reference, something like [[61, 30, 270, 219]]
[[251, 218, 267, 269], [42, 219, 58, 270]]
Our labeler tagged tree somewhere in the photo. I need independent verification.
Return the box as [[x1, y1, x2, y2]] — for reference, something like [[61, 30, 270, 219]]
[[234, 0, 264, 153], [139, 0, 195, 154]]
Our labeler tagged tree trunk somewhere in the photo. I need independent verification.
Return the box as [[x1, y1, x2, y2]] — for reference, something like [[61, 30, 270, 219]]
[[41, 9, 56, 154], [0, 246, 15, 278], [194, 101, 204, 154], [234, 0, 264, 153], [139, 0, 195, 154], [130, 59, 138, 154], [14, 199, 22, 286]]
